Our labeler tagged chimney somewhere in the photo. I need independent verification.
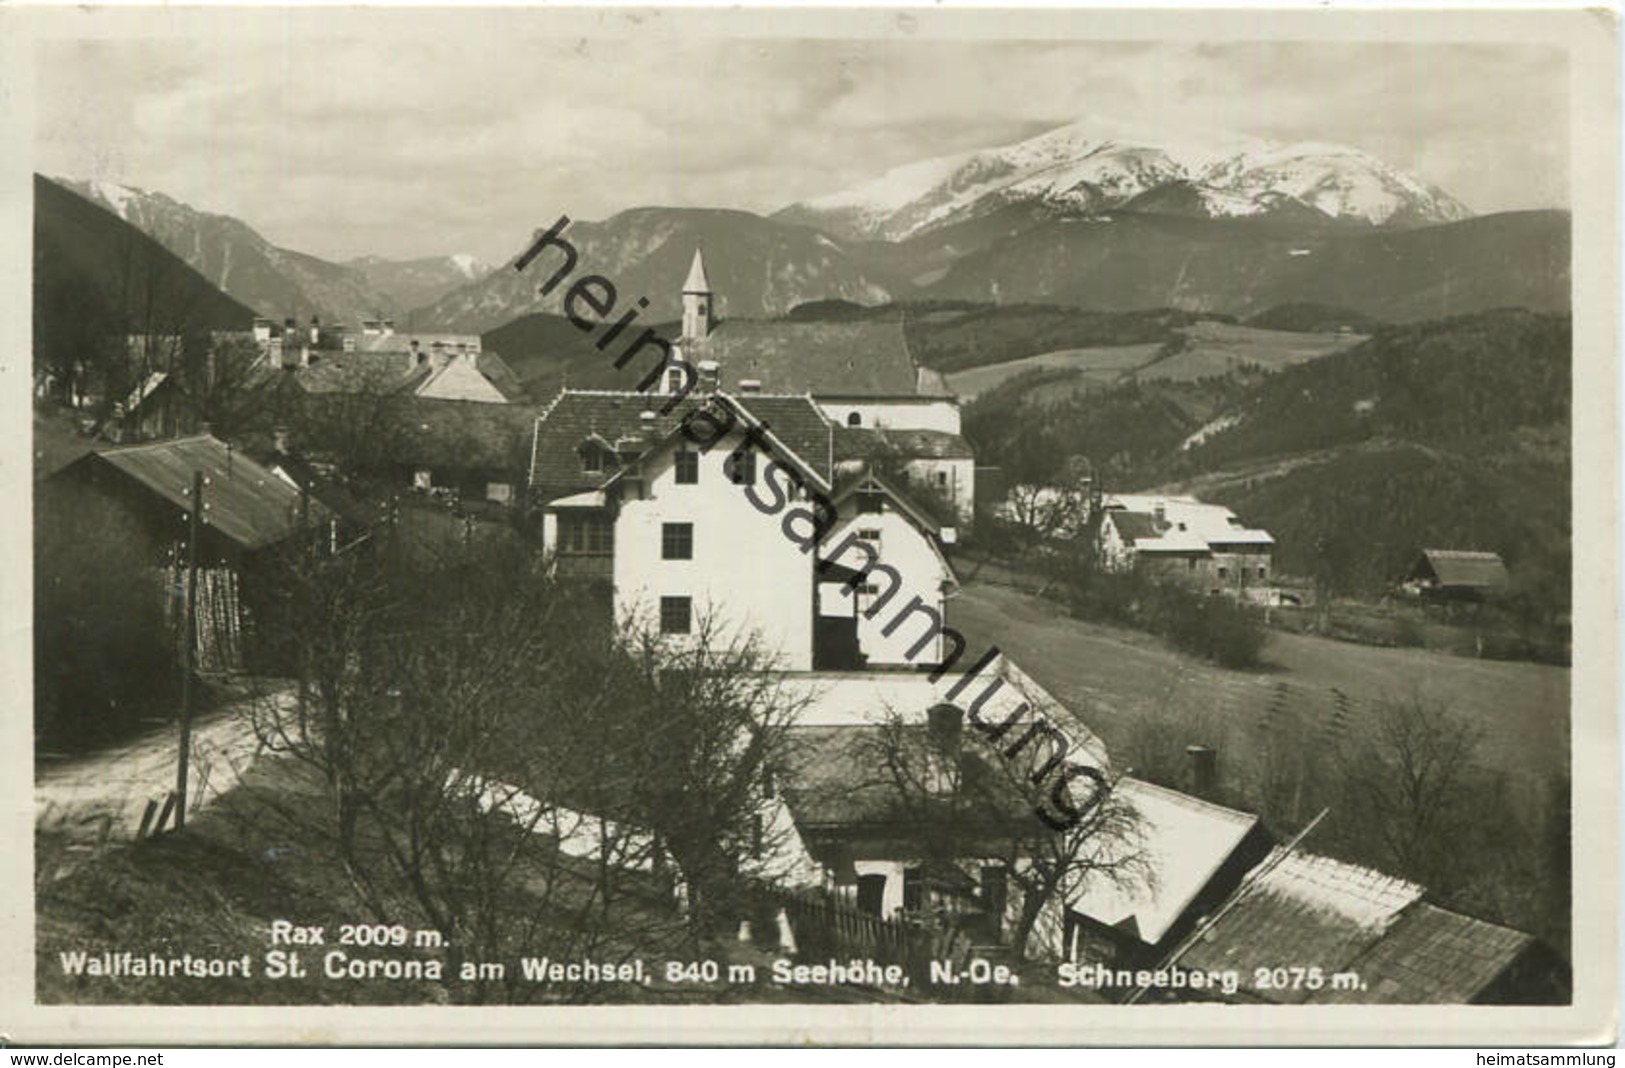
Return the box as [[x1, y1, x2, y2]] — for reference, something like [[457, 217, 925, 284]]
[[1186, 745, 1217, 799], [1154, 500, 1167, 527], [697, 360, 721, 392], [273, 426, 289, 454]]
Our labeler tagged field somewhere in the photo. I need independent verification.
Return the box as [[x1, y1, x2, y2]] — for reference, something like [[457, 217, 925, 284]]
[[944, 343, 1162, 400], [945, 323, 1365, 403], [948, 580, 1570, 788], [1134, 321, 1366, 383]]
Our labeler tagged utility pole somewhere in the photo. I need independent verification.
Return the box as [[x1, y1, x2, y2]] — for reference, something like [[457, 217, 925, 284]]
[[175, 468, 204, 831]]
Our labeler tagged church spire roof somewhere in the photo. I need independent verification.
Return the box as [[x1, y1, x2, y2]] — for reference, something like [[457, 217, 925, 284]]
[[682, 248, 711, 294]]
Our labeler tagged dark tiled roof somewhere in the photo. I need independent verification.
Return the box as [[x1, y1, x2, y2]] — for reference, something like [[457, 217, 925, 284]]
[[1108, 511, 1163, 543], [732, 394, 834, 477], [693, 318, 924, 396], [1319, 902, 1534, 1004], [1416, 549, 1510, 590], [833, 426, 974, 462], [75, 434, 329, 551], [529, 390, 833, 504], [530, 391, 705, 503], [1178, 849, 1423, 1003]]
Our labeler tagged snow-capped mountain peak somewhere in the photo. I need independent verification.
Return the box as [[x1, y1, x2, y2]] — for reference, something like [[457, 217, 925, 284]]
[[778, 119, 1470, 240]]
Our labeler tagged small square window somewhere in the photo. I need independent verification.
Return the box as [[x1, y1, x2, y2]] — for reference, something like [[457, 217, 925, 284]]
[[857, 528, 881, 542], [935, 471, 948, 487], [1218, 566, 1229, 579], [660, 596, 692, 635], [1258, 566, 1268, 579], [674, 449, 699, 485], [726, 447, 756, 485], [662, 522, 693, 560]]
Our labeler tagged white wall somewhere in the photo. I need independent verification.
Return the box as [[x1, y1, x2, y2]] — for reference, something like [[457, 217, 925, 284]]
[[816, 398, 962, 435], [822, 504, 953, 669], [614, 426, 816, 671], [901, 457, 975, 525]]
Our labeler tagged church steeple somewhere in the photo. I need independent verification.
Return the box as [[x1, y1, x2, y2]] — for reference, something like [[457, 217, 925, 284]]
[[681, 249, 713, 342]]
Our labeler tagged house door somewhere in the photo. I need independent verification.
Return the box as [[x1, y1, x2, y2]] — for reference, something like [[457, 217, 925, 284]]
[[855, 873, 887, 917]]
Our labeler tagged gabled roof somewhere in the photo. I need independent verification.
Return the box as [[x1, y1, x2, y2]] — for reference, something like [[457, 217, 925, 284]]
[[830, 467, 957, 553], [1178, 848, 1424, 1001], [833, 426, 975, 462], [1319, 902, 1536, 1004], [1412, 549, 1510, 590], [1068, 779, 1260, 947], [71, 434, 329, 551], [693, 317, 924, 396], [529, 390, 834, 505]]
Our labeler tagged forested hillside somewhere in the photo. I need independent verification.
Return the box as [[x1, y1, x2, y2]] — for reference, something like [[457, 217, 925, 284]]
[[965, 309, 1572, 610]]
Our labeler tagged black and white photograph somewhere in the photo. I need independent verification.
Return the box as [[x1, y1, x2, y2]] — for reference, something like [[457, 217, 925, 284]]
[[3, 4, 1616, 1047]]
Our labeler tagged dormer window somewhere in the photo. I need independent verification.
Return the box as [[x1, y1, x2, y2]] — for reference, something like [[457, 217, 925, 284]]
[[846, 412, 862, 427], [579, 443, 608, 475]]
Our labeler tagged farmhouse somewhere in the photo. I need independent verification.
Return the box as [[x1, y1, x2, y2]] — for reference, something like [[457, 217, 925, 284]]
[[1098, 494, 1275, 599], [1402, 549, 1510, 601]]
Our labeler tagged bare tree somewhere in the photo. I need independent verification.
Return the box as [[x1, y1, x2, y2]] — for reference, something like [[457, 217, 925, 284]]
[[236, 539, 695, 1002], [861, 705, 1149, 961], [610, 609, 809, 945], [1334, 692, 1486, 889]]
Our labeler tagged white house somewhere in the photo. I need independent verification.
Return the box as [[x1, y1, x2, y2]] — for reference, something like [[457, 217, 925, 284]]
[[1099, 494, 1275, 598], [530, 388, 962, 673]]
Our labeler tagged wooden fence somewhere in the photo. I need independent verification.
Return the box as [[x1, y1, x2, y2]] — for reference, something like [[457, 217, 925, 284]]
[[160, 564, 244, 674], [778, 890, 985, 994]]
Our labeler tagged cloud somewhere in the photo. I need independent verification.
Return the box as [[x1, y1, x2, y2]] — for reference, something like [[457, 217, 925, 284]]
[[35, 31, 1569, 262]]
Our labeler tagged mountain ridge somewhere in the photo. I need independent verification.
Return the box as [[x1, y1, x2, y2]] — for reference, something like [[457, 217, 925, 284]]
[[778, 118, 1473, 242]]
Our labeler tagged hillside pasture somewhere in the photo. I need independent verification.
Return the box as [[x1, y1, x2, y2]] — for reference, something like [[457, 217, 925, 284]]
[[1133, 321, 1366, 383], [945, 343, 1162, 400]]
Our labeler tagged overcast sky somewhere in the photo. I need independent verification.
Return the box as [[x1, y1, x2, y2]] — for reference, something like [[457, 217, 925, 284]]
[[36, 30, 1569, 264]]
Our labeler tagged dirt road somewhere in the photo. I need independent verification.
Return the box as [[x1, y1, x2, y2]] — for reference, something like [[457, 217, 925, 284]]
[[36, 687, 293, 847]]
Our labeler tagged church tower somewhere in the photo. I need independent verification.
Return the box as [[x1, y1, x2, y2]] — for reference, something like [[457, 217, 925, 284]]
[[681, 249, 713, 343]]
